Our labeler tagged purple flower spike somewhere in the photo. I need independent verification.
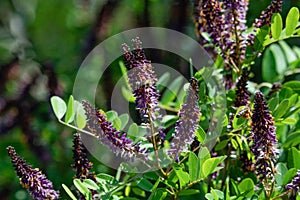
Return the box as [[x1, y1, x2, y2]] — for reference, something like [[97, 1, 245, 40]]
[[82, 101, 147, 161], [7, 146, 59, 200], [122, 37, 165, 141], [234, 68, 251, 107], [72, 133, 95, 181], [254, 0, 283, 29], [250, 92, 278, 184], [169, 78, 200, 159], [286, 170, 300, 196]]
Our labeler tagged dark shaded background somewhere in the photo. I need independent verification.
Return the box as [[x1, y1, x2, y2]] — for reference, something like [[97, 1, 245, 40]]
[[0, 0, 299, 199]]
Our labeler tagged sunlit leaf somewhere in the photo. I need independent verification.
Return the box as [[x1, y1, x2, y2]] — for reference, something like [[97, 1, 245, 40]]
[[50, 96, 67, 120], [271, 13, 282, 39], [65, 95, 74, 123], [286, 7, 300, 36]]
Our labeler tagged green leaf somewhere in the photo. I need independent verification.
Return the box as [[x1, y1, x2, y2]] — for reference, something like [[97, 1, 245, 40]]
[[283, 131, 300, 148], [50, 96, 67, 120], [157, 72, 170, 92], [65, 95, 74, 123], [284, 81, 300, 95], [281, 118, 297, 125], [286, 7, 300, 36], [189, 152, 200, 182], [73, 179, 90, 196], [201, 157, 226, 178], [132, 188, 146, 197], [83, 179, 100, 190], [148, 188, 167, 200], [270, 44, 287, 74], [62, 184, 77, 200], [172, 163, 190, 188], [274, 163, 288, 186], [262, 48, 277, 82], [215, 140, 229, 151], [238, 178, 254, 197], [288, 147, 300, 169], [178, 189, 200, 196], [76, 113, 86, 129], [161, 76, 183, 104], [136, 178, 153, 192], [195, 126, 206, 144], [119, 114, 129, 130], [106, 110, 118, 121], [283, 168, 297, 185], [268, 97, 279, 112], [96, 173, 118, 185], [271, 13, 283, 39], [279, 41, 297, 64], [273, 99, 290, 119]]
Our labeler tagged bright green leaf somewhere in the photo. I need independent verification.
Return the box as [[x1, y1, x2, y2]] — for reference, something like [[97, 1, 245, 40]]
[[136, 178, 153, 192], [262, 48, 277, 82], [275, 163, 288, 186], [76, 113, 86, 129], [288, 147, 300, 169], [270, 44, 287, 74], [73, 179, 90, 196], [148, 188, 167, 200], [62, 184, 77, 200], [119, 114, 129, 130], [283, 168, 297, 185], [284, 81, 300, 95], [283, 131, 300, 148], [271, 13, 283, 39], [273, 99, 290, 119], [238, 178, 254, 197], [161, 76, 183, 104], [286, 7, 300, 36], [172, 163, 190, 188], [50, 96, 67, 120], [65, 95, 74, 123], [83, 179, 100, 190], [195, 126, 206, 144], [189, 152, 200, 182]]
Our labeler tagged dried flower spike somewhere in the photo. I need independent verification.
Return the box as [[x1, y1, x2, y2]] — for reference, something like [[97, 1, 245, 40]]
[[7, 146, 59, 200], [250, 92, 278, 186], [169, 78, 200, 159], [72, 133, 95, 181]]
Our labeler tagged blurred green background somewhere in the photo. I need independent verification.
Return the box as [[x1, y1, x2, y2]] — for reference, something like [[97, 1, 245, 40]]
[[0, 0, 299, 199]]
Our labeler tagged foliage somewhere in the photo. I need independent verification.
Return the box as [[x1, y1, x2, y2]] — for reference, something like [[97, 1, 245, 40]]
[[2, 0, 300, 200]]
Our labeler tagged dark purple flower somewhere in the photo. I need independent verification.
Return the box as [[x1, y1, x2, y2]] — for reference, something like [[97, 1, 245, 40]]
[[286, 170, 300, 196], [7, 146, 59, 200], [254, 0, 283, 29], [122, 37, 165, 141], [72, 133, 95, 181], [240, 151, 254, 173], [82, 101, 147, 161], [234, 68, 251, 107], [169, 78, 200, 159], [250, 92, 278, 184]]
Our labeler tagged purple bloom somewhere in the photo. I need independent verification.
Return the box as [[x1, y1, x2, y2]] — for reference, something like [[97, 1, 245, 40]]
[[250, 92, 278, 184], [72, 133, 95, 181], [254, 0, 283, 29], [194, 0, 249, 90], [234, 68, 251, 107], [82, 101, 147, 161], [7, 146, 59, 200], [122, 37, 165, 141], [286, 170, 300, 196], [169, 78, 200, 159]]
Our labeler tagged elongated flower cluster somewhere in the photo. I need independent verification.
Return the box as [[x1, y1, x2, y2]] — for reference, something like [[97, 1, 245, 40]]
[[169, 78, 200, 159], [194, 0, 249, 90], [254, 0, 283, 28], [72, 133, 95, 181], [286, 170, 300, 196], [7, 146, 59, 200], [122, 37, 165, 141], [82, 101, 147, 161], [122, 38, 160, 120], [234, 68, 250, 107], [250, 92, 278, 183]]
